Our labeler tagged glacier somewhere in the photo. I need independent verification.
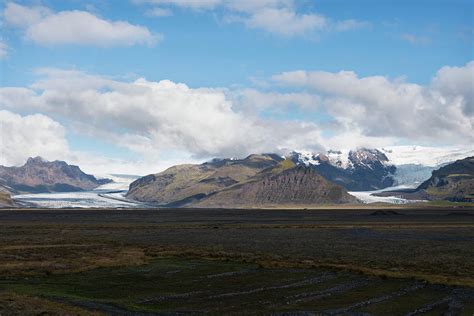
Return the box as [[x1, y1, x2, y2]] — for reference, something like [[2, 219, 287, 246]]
[[13, 174, 148, 208]]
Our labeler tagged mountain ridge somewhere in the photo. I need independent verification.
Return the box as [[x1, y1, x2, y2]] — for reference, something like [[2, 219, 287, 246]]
[[126, 147, 474, 207], [126, 154, 359, 207], [0, 157, 111, 194], [191, 165, 359, 208]]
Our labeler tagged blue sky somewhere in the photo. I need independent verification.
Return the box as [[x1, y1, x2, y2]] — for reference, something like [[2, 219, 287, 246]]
[[0, 0, 473, 174], [2, 0, 472, 87]]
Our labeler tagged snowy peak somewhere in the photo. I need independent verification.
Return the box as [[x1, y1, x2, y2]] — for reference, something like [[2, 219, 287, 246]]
[[290, 150, 351, 168], [289, 151, 320, 166], [291, 146, 474, 170], [289, 148, 396, 191], [348, 148, 390, 170], [325, 149, 352, 169], [290, 148, 390, 171]]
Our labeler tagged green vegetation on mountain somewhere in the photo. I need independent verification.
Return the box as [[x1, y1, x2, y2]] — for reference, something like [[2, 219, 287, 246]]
[[126, 154, 285, 205], [126, 154, 358, 207], [418, 156, 474, 201]]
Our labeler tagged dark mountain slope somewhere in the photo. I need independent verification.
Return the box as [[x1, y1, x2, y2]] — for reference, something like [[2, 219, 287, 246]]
[[192, 166, 359, 207]]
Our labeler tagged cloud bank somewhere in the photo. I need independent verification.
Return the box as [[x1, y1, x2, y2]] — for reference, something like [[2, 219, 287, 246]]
[[0, 69, 325, 164], [0, 110, 70, 166], [0, 61, 472, 172], [273, 61, 474, 144]]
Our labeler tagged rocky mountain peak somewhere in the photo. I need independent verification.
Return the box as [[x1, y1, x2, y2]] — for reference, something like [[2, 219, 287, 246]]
[[348, 148, 390, 169], [26, 156, 47, 165], [0, 158, 111, 194]]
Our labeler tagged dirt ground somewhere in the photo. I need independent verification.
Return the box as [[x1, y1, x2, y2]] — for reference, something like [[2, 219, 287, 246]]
[[0, 206, 473, 314]]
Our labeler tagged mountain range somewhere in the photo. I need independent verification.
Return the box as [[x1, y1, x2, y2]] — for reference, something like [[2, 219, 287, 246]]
[[0, 157, 111, 194], [126, 148, 474, 207], [126, 154, 358, 207], [290, 149, 396, 191], [1, 146, 472, 208]]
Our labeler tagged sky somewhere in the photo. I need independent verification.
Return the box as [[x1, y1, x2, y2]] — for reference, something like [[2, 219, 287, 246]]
[[0, 0, 473, 175]]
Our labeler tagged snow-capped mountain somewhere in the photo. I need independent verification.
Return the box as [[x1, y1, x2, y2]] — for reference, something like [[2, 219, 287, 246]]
[[289, 146, 474, 190], [290, 148, 396, 191]]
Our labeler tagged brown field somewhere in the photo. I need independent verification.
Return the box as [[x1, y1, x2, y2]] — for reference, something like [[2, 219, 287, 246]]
[[0, 206, 473, 314]]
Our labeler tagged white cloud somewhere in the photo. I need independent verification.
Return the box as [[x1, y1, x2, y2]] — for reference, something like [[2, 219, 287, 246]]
[[66, 150, 203, 176], [2, 63, 471, 172], [241, 7, 326, 36], [3, 2, 159, 46], [0, 69, 325, 161], [334, 19, 371, 32], [232, 88, 322, 113], [432, 61, 474, 116], [145, 7, 173, 17], [139, 0, 367, 36], [272, 61, 474, 145], [0, 110, 70, 166], [322, 129, 398, 151], [138, 0, 222, 10], [3, 2, 51, 27], [401, 33, 431, 45], [0, 41, 8, 59], [0, 110, 203, 175], [0, 110, 180, 175]]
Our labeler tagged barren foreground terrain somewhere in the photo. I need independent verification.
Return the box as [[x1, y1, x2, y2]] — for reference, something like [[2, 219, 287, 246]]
[[0, 206, 473, 314]]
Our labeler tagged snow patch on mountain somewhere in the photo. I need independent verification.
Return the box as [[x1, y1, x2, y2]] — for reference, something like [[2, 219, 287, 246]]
[[291, 148, 392, 171], [291, 150, 320, 166], [326, 150, 352, 169]]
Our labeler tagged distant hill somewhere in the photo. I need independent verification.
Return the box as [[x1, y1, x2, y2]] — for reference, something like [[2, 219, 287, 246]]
[[0, 157, 111, 194], [126, 154, 358, 207], [376, 156, 474, 202]]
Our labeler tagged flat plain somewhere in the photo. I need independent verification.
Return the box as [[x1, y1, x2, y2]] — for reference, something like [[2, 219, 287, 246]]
[[0, 206, 473, 315]]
